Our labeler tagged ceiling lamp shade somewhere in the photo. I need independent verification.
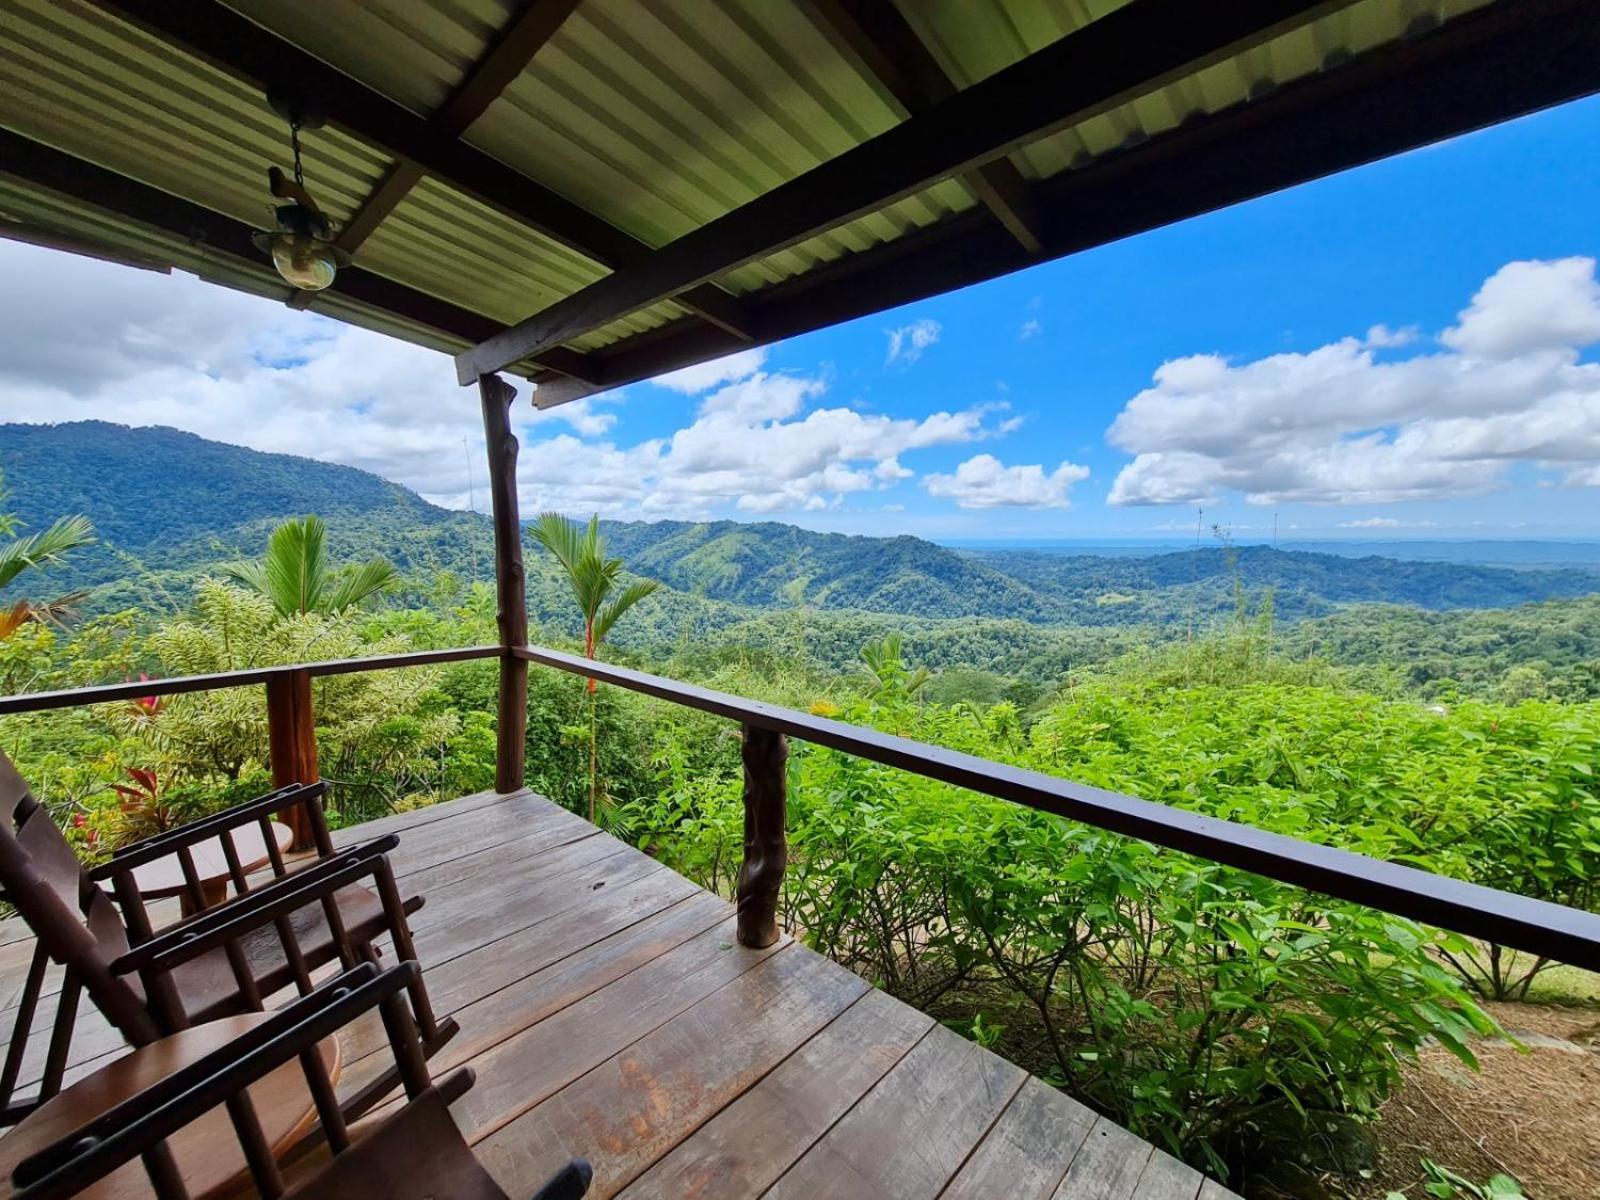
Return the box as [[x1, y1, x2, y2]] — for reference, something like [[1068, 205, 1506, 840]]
[[254, 94, 347, 292]]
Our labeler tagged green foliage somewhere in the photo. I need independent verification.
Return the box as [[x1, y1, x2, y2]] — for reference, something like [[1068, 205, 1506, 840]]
[[6, 427, 1600, 1194], [0, 469, 95, 639], [1387, 1160, 1527, 1200], [530, 512, 661, 823], [223, 514, 398, 616]]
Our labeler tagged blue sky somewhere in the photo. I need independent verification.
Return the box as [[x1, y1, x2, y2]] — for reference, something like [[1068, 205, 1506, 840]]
[[4, 94, 1600, 543], [586, 92, 1600, 540]]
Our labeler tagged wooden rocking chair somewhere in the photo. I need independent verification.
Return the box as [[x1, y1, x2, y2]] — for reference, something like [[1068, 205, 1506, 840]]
[[0, 750, 457, 1125], [5, 961, 592, 1200]]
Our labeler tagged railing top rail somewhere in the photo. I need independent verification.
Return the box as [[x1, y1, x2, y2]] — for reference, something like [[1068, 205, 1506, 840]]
[[0, 646, 501, 716], [516, 643, 1600, 976]]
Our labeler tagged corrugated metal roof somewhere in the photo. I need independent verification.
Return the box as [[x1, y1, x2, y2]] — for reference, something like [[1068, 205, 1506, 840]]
[[0, 0, 1529, 379]]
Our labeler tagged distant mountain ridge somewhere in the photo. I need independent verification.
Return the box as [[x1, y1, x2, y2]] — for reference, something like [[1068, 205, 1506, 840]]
[[3, 422, 1596, 628]]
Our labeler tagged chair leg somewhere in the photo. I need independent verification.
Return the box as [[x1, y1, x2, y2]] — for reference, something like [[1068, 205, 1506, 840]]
[[0, 944, 49, 1121], [337, 942, 459, 1123], [39, 968, 82, 1103]]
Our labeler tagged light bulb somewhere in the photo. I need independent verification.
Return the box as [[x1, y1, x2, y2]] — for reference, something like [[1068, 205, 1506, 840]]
[[270, 231, 337, 290]]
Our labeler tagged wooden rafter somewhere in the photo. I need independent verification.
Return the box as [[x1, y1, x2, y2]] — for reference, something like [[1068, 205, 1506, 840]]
[[0, 129, 601, 384], [454, 0, 1352, 382], [525, 0, 1600, 406], [94, 0, 754, 341], [799, 0, 1042, 253], [286, 0, 585, 310]]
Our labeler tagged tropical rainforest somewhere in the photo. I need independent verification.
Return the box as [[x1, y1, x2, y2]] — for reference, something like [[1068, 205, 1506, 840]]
[[2, 421, 1598, 1200]]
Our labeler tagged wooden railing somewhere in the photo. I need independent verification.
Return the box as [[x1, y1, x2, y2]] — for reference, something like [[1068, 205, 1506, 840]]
[[3, 641, 1599, 974], [0, 648, 499, 847], [515, 645, 1600, 974]]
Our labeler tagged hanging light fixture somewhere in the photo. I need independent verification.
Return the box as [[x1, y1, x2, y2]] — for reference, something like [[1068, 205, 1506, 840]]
[[252, 91, 348, 291]]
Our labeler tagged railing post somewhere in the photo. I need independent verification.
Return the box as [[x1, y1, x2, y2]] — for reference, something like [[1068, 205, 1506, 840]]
[[264, 668, 318, 850], [479, 372, 528, 793], [736, 724, 787, 948]]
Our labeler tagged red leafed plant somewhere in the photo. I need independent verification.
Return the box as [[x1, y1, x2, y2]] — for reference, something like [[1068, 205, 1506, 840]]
[[110, 767, 178, 843], [124, 673, 164, 723]]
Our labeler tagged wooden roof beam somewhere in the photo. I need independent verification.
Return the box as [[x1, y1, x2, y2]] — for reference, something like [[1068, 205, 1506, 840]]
[[800, 0, 1042, 253], [286, 0, 585, 310], [455, 0, 1352, 382], [525, 0, 1600, 406], [95, 0, 754, 342], [0, 129, 601, 385]]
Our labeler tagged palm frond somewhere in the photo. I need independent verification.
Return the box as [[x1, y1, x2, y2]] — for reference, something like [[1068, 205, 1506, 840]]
[[220, 560, 271, 596], [0, 514, 95, 591], [593, 578, 661, 646], [29, 591, 89, 627], [263, 515, 329, 616], [530, 512, 586, 576], [325, 558, 399, 614]]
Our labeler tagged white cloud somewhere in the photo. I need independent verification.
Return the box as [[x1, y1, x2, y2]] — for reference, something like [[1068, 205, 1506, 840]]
[[1441, 257, 1600, 359], [511, 371, 1015, 517], [1106, 257, 1600, 506], [885, 318, 941, 367], [0, 241, 550, 508], [1337, 517, 1439, 529], [648, 347, 768, 394], [0, 243, 998, 519], [524, 396, 617, 437], [923, 454, 1089, 509], [1019, 318, 1043, 340]]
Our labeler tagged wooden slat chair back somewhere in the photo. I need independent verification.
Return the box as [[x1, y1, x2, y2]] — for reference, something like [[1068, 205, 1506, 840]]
[[0, 750, 455, 1124], [7, 962, 592, 1200], [0, 754, 160, 1113]]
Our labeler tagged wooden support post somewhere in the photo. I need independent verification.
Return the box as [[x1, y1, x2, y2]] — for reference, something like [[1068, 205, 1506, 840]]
[[480, 373, 529, 793], [736, 725, 788, 948], [264, 668, 318, 849]]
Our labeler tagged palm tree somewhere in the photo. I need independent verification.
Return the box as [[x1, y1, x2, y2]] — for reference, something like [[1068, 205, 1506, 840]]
[[0, 479, 95, 641], [223, 515, 397, 618], [531, 513, 660, 822]]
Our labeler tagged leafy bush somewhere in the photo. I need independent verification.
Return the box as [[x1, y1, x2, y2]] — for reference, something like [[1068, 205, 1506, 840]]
[[633, 645, 1513, 1184]]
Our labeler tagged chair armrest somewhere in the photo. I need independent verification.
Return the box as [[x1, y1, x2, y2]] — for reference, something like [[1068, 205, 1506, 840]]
[[11, 962, 412, 1198], [92, 782, 325, 877], [108, 834, 400, 977]]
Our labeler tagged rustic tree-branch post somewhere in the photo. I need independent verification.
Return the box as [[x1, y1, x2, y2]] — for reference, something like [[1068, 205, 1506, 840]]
[[480, 373, 529, 793], [264, 667, 318, 849], [736, 724, 788, 948]]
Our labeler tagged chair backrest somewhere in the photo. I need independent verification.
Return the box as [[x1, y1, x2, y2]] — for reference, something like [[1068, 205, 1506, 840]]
[[0, 751, 156, 1046], [7, 963, 592, 1200]]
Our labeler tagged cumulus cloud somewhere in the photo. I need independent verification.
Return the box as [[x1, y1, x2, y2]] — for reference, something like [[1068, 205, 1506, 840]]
[[649, 347, 769, 394], [1106, 257, 1600, 506], [635, 372, 1004, 516], [1019, 318, 1043, 341], [0, 241, 598, 508], [885, 318, 941, 366], [923, 454, 1089, 509], [0, 243, 1024, 518]]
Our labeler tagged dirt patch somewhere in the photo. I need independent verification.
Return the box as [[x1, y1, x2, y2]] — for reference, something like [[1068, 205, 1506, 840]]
[[1357, 1008, 1600, 1200]]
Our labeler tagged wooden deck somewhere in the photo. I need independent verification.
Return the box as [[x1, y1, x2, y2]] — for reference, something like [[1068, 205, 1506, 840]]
[[0, 789, 1235, 1200]]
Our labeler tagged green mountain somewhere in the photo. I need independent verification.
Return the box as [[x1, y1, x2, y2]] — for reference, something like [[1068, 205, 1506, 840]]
[[4, 423, 1597, 637]]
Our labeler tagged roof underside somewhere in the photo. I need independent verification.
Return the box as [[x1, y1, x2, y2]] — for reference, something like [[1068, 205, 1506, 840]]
[[1, 0, 1597, 402]]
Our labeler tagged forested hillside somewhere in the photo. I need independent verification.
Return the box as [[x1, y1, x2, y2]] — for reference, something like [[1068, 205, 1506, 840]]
[[5, 424, 1597, 639]]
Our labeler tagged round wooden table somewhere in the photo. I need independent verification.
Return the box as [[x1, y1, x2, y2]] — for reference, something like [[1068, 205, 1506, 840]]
[[117, 822, 294, 916], [0, 1015, 339, 1200]]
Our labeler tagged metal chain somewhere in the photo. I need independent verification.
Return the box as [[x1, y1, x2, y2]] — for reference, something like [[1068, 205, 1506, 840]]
[[289, 118, 306, 187]]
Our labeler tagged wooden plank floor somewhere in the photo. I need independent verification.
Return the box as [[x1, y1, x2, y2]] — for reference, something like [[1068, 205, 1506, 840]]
[[0, 790, 1236, 1200]]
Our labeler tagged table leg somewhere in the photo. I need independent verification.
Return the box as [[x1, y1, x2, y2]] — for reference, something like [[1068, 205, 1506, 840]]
[[180, 878, 230, 918]]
